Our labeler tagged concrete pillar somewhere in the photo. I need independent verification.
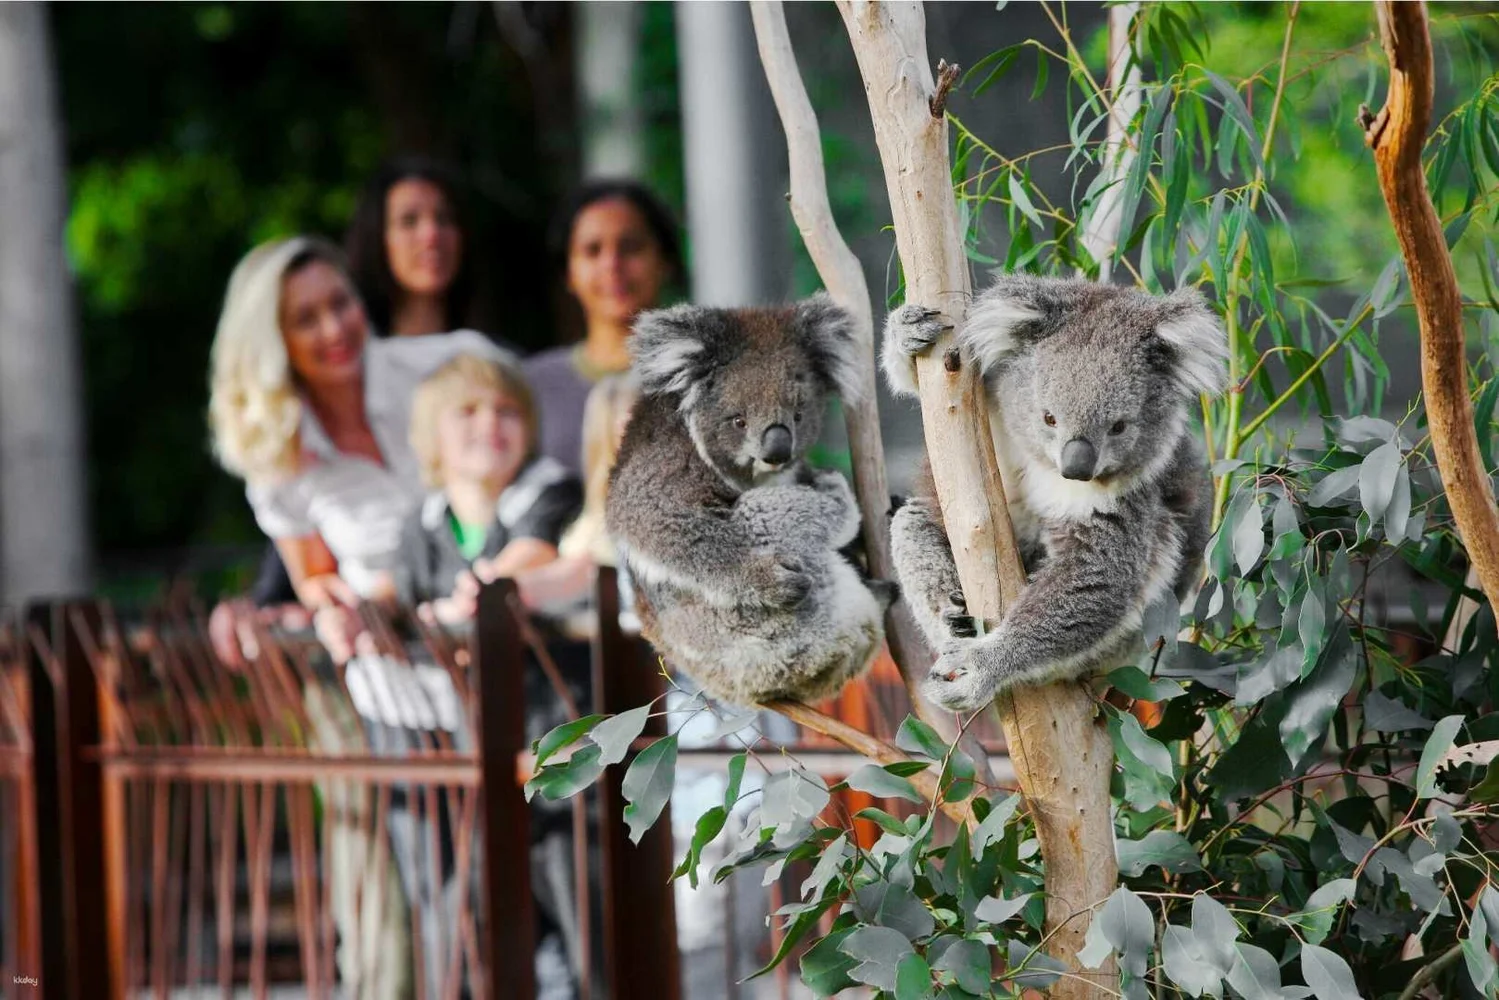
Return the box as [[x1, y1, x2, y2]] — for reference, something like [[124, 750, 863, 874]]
[[0, 2, 91, 605], [675, 1, 788, 307]]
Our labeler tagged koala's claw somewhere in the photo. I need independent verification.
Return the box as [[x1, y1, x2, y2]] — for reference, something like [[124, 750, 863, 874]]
[[941, 589, 975, 637], [763, 557, 812, 608], [891, 304, 951, 358], [943, 611, 977, 639]]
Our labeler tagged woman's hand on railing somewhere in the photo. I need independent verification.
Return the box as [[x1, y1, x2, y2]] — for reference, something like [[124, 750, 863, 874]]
[[313, 604, 366, 665], [209, 599, 317, 668], [297, 572, 359, 612]]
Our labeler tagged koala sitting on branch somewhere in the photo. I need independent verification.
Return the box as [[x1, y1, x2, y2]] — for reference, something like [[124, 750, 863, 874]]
[[606, 294, 896, 707], [885, 274, 1229, 712]]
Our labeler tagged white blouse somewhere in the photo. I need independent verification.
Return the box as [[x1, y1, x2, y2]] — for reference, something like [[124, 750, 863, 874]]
[[246, 330, 509, 598]]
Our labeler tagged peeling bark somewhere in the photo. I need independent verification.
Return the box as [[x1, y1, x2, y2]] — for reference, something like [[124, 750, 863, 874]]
[[1366, 1, 1499, 613]]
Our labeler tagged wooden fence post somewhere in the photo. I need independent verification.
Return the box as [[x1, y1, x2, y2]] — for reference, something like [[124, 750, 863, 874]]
[[591, 567, 680, 1000], [473, 580, 536, 999], [28, 600, 111, 1000]]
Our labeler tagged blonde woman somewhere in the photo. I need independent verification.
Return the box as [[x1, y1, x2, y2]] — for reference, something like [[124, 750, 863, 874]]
[[513, 372, 639, 615], [209, 236, 507, 606], [208, 235, 506, 998]]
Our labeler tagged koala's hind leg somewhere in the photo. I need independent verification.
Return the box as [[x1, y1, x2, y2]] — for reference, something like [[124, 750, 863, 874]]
[[890, 498, 973, 650]]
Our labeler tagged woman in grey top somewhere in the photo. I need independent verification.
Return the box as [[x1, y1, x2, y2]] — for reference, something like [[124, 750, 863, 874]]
[[525, 180, 681, 475]]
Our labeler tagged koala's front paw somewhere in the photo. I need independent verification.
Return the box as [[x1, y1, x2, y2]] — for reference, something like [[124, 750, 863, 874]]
[[752, 553, 812, 608], [923, 638, 997, 712], [889, 304, 949, 358]]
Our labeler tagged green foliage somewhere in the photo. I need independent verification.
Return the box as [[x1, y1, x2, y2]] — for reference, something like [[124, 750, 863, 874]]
[[524, 4, 1499, 997]]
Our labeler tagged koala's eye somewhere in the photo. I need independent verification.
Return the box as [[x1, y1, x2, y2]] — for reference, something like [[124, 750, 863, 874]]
[[1042, 411, 1057, 427], [1109, 420, 1128, 436], [731, 415, 747, 429], [793, 410, 803, 423]]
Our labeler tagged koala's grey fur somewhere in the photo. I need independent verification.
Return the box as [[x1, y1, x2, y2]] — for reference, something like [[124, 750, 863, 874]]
[[884, 274, 1229, 711], [606, 294, 895, 707]]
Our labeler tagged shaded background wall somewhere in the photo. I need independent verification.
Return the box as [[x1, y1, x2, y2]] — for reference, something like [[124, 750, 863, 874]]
[[4, 0, 1479, 605]]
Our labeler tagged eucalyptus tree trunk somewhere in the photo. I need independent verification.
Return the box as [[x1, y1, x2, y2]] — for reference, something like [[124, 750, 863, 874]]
[[837, 2, 1116, 993], [0, 2, 91, 607]]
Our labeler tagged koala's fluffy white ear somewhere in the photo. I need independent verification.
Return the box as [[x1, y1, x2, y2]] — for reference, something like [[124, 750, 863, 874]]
[[955, 274, 1050, 375], [631, 304, 709, 401], [1156, 291, 1230, 397], [794, 293, 863, 402]]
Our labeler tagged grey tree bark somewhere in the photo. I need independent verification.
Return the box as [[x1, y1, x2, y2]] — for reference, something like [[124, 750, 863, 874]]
[[0, 2, 91, 607], [674, 1, 787, 307]]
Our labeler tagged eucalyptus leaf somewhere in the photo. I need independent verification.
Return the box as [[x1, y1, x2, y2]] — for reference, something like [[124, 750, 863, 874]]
[[621, 736, 678, 844], [896, 952, 936, 1000], [971, 792, 1021, 854], [1280, 629, 1358, 767], [1100, 886, 1154, 977], [800, 926, 858, 996], [1306, 465, 1361, 507], [896, 715, 949, 759], [1109, 665, 1186, 701], [1162, 925, 1224, 997], [853, 880, 937, 941], [673, 806, 727, 888], [931, 938, 990, 995], [1362, 691, 1433, 732], [975, 892, 1033, 925], [525, 743, 606, 802], [591, 705, 650, 766], [1117, 830, 1203, 876], [1232, 489, 1265, 573], [799, 832, 848, 900], [531, 714, 605, 769], [1300, 944, 1364, 1000], [1005, 939, 1066, 990], [1470, 760, 1499, 804], [1191, 893, 1240, 973], [1358, 441, 1402, 522], [1417, 715, 1465, 799], [845, 763, 925, 804], [840, 926, 914, 993], [1290, 879, 1356, 945]]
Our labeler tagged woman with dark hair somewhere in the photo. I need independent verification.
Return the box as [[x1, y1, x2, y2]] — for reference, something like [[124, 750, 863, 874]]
[[525, 179, 682, 475], [345, 155, 489, 337]]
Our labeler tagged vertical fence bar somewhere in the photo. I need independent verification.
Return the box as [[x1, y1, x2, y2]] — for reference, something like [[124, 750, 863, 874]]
[[474, 579, 535, 999], [591, 567, 681, 1000]]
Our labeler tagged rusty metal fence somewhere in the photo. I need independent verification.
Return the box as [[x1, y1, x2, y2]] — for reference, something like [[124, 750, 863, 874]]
[[1, 571, 682, 1000]]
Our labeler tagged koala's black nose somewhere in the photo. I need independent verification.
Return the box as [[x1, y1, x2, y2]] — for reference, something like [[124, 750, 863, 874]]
[[1060, 438, 1097, 481], [760, 424, 794, 466]]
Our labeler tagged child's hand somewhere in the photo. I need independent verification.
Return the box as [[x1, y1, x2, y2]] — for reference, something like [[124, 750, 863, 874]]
[[470, 557, 500, 584], [422, 570, 480, 625]]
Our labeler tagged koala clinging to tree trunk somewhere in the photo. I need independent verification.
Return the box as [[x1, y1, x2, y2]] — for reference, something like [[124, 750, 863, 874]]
[[606, 293, 897, 707], [885, 274, 1229, 712]]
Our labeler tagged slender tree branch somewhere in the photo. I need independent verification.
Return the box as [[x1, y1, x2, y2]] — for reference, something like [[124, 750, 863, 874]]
[[748, 0, 997, 792], [1366, 0, 1499, 611], [1395, 941, 1464, 1000], [764, 699, 971, 826]]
